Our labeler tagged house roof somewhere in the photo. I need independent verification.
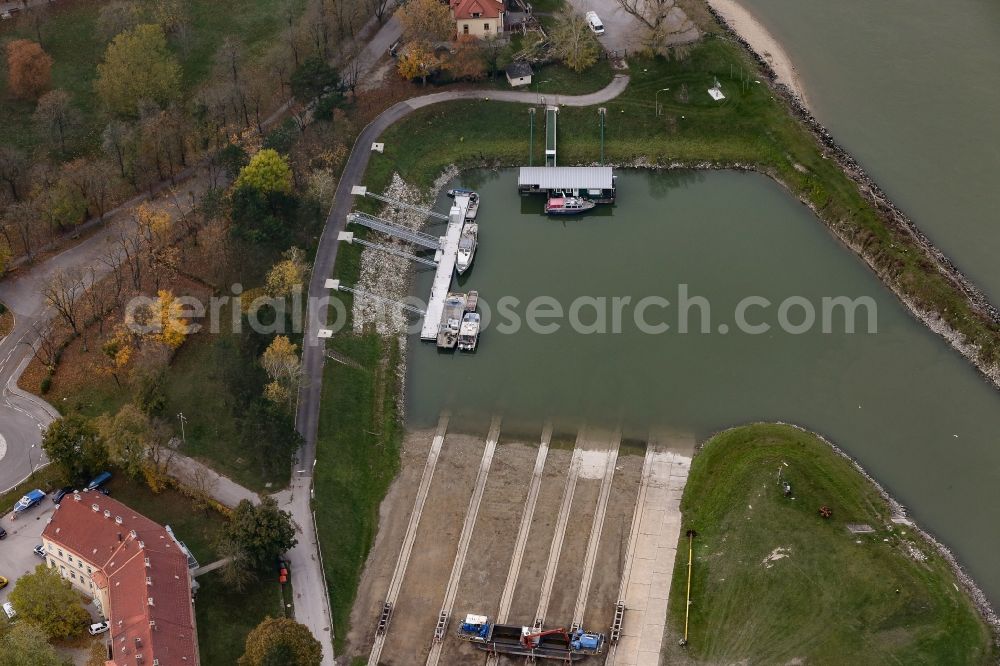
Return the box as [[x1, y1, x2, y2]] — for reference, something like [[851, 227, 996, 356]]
[[505, 61, 532, 78], [518, 166, 615, 190], [43, 491, 199, 666], [451, 0, 503, 20]]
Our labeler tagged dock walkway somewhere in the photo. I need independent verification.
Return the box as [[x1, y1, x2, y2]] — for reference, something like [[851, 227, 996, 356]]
[[419, 194, 472, 341]]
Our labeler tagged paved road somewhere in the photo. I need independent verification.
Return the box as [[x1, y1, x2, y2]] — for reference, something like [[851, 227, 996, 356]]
[[293, 72, 629, 663], [0, 501, 55, 605]]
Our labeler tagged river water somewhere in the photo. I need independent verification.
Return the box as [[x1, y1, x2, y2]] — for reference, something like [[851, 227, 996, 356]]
[[739, 0, 1000, 303], [406, 170, 1000, 606]]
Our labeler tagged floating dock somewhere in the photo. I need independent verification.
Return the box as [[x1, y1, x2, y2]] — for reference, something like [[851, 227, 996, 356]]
[[420, 194, 474, 341]]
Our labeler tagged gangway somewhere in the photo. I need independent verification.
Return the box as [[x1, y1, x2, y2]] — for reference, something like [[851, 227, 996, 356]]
[[338, 231, 437, 267], [326, 279, 425, 316], [347, 212, 442, 250], [352, 185, 450, 221], [545, 106, 558, 167]]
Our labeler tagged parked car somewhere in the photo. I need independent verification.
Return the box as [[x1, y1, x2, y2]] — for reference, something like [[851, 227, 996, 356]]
[[52, 487, 74, 504], [2, 602, 14, 620], [33, 545, 46, 559], [0, 528, 7, 540], [13, 490, 46, 515], [87, 472, 112, 491], [0, 577, 8, 590], [586, 11, 605, 34], [88, 621, 110, 636]]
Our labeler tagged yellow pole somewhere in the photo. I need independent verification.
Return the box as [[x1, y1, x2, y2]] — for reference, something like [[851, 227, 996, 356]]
[[683, 530, 694, 645]]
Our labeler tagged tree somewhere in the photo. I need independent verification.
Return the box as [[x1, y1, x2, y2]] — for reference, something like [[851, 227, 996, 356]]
[[221, 498, 297, 575], [289, 55, 340, 103], [93, 403, 154, 478], [398, 0, 454, 42], [0, 146, 28, 201], [235, 149, 293, 195], [397, 42, 441, 86], [446, 35, 486, 81], [0, 623, 64, 666], [550, 12, 600, 73], [41, 414, 108, 481], [260, 335, 301, 408], [265, 247, 309, 297], [43, 269, 85, 339], [5, 39, 52, 100], [480, 35, 510, 80], [239, 617, 322, 666], [612, 0, 697, 55], [8, 565, 90, 641], [33, 89, 79, 154], [96, 0, 142, 41], [95, 23, 182, 116]]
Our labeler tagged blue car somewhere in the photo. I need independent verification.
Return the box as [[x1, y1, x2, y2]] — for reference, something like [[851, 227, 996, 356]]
[[87, 472, 112, 490]]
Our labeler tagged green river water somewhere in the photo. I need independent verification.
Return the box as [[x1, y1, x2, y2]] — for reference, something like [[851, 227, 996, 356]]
[[406, 170, 1000, 606]]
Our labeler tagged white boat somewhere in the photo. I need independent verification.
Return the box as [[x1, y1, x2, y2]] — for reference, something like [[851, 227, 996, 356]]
[[456, 223, 478, 274], [447, 187, 476, 198], [458, 312, 481, 351], [464, 193, 480, 220], [437, 292, 468, 349], [465, 290, 479, 312], [544, 197, 596, 215]]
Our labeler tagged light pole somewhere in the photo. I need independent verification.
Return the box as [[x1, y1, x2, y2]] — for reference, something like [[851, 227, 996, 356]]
[[655, 88, 670, 117], [598, 107, 606, 165], [535, 79, 551, 105], [528, 107, 536, 166], [177, 412, 187, 445]]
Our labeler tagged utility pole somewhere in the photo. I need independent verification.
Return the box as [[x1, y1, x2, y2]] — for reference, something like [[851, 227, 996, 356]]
[[655, 88, 670, 117], [528, 107, 535, 166], [598, 107, 606, 165], [177, 412, 187, 445]]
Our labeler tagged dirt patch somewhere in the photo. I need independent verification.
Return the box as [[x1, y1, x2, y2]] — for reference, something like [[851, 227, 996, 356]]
[[344, 428, 436, 660], [0, 308, 12, 340], [582, 451, 643, 630], [378, 433, 484, 665], [545, 478, 601, 625], [438, 440, 538, 664]]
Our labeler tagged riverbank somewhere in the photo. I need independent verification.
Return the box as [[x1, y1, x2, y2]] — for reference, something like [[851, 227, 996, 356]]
[[663, 423, 998, 662], [704, 0, 809, 108]]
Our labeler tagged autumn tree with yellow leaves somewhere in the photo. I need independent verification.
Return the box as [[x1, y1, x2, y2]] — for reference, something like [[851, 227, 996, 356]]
[[261, 335, 301, 409]]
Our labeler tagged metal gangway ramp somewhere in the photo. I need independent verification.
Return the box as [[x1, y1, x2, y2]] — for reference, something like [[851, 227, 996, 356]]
[[545, 106, 558, 167], [347, 211, 442, 250]]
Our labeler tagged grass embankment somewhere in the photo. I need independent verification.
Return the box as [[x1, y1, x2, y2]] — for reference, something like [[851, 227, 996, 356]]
[[664, 423, 995, 664], [368, 35, 1000, 373], [195, 571, 287, 665], [0, 0, 303, 155], [313, 235, 404, 652]]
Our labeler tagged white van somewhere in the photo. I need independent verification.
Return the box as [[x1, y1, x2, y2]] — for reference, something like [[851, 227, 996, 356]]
[[586, 11, 605, 35], [3, 602, 15, 620]]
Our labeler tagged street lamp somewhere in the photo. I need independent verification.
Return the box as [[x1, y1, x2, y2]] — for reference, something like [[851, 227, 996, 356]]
[[535, 79, 551, 105], [177, 412, 188, 445], [528, 107, 536, 166], [655, 88, 670, 116]]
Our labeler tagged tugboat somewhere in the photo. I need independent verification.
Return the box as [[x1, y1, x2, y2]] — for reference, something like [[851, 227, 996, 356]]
[[457, 312, 481, 352], [456, 223, 478, 275], [544, 196, 596, 216]]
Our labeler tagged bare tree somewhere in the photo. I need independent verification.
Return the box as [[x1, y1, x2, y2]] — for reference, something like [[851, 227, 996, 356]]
[[43, 269, 86, 349], [0, 147, 27, 202], [613, 0, 698, 54], [100, 244, 128, 310], [30, 320, 60, 371], [364, 0, 392, 24]]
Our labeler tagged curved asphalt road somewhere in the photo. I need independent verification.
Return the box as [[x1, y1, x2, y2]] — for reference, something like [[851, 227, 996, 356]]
[[293, 74, 629, 662]]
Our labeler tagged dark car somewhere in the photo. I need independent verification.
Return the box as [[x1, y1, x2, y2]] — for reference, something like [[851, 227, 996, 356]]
[[52, 487, 74, 505], [0, 528, 6, 540]]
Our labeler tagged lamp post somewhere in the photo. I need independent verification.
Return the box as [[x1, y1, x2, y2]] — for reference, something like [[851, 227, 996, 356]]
[[598, 107, 606, 165], [177, 412, 187, 445], [535, 79, 551, 105], [528, 107, 536, 166], [655, 88, 670, 116]]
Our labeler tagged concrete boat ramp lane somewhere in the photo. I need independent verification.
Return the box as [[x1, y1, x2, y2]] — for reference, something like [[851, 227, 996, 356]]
[[352, 419, 692, 666]]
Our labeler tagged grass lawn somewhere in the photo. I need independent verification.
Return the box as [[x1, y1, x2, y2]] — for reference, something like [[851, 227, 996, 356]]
[[312, 240, 403, 651], [195, 570, 286, 665], [103, 475, 227, 563], [481, 59, 615, 96], [663, 423, 995, 664]]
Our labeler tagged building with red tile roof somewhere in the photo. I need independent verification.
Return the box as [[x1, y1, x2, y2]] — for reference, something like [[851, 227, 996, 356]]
[[450, 0, 505, 37], [41, 490, 200, 666]]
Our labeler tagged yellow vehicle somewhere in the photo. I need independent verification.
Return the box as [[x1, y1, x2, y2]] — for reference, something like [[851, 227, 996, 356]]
[[0, 576, 8, 590]]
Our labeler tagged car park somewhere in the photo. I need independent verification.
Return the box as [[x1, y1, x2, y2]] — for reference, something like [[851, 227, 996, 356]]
[[586, 11, 605, 35]]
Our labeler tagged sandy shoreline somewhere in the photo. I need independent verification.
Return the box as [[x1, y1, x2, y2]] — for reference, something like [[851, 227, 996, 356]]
[[705, 0, 810, 108]]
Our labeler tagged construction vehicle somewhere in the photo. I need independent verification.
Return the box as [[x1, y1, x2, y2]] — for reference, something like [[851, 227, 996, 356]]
[[456, 614, 605, 660]]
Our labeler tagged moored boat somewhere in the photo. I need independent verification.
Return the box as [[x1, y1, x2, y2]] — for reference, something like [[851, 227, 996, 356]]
[[457, 312, 481, 352], [464, 193, 480, 220], [456, 223, 478, 274], [544, 197, 596, 215], [447, 187, 477, 198]]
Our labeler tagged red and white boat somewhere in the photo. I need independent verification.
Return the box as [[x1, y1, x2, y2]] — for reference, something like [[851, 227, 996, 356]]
[[544, 196, 596, 215]]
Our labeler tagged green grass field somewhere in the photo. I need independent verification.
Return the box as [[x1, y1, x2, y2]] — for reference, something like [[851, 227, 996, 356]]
[[663, 424, 995, 664], [194, 570, 286, 665]]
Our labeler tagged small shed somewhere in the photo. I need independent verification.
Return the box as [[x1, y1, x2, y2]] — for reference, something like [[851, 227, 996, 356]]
[[505, 61, 533, 87]]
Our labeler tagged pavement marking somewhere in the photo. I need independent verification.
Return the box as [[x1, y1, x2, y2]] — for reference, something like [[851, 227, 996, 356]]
[[425, 416, 501, 666], [572, 430, 622, 630], [368, 412, 449, 666]]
